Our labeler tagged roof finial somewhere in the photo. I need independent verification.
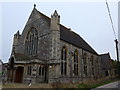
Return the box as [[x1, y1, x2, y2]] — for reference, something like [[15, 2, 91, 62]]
[[16, 30, 20, 35], [53, 10, 58, 16], [34, 4, 36, 8]]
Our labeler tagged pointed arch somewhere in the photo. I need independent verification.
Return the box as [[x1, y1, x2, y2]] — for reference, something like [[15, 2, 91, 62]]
[[83, 53, 87, 76], [73, 50, 78, 76], [96, 57, 100, 75], [25, 27, 38, 56], [27, 66, 31, 75], [61, 46, 67, 75], [91, 55, 94, 66], [90, 55, 94, 76]]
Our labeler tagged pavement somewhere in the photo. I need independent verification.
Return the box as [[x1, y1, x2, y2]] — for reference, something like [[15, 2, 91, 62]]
[[91, 80, 120, 90]]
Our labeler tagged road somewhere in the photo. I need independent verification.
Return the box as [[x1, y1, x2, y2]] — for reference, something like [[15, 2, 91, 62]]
[[92, 81, 120, 90]]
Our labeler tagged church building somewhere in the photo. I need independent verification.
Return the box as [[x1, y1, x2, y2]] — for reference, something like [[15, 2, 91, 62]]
[[7, 5, 102, 84]]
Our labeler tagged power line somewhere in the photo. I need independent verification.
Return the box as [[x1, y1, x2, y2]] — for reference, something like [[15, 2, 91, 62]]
[[106, 0, 119, 61], [106, 0, 117, 39]]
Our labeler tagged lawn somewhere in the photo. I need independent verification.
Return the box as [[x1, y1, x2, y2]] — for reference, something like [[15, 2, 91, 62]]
[[2, 83, 52, 88]]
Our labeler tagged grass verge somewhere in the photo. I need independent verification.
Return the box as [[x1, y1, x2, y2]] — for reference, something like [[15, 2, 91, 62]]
[[77, 76, 119, 89], [2, 76, 119, 88]]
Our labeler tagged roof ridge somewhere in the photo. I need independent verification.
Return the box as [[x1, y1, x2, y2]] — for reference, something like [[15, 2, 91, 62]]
[[60, 24, 81, 37], [100, 53, 109, 56], [37, 10, 51, 20]]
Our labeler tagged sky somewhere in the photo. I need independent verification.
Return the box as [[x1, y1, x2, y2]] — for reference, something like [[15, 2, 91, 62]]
[[119, 1, 120, 60], [1, 1, 118, 63]]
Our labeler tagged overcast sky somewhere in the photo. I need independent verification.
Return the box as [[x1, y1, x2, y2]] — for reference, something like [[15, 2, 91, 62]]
[[1, 2, 118, 62]]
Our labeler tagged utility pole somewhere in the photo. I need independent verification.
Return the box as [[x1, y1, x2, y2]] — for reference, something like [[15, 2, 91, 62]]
[[115, 39, 120, 80], [115, 39, 119, 62]]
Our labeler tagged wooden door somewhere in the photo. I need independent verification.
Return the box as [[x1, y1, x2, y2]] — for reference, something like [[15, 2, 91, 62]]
[[14, 67, 24, 83]]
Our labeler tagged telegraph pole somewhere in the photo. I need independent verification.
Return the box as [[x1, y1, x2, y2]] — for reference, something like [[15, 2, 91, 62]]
[[115, 39, 120, 81], [115, 39, 119, 62]]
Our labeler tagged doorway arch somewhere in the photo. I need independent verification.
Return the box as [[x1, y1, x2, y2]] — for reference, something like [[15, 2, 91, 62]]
[[14, 66, 24, 83]]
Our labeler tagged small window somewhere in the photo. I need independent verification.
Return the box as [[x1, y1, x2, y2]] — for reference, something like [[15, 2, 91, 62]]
[[27, 66, 31, 75], [42, 67, 44, 76], [39, 66, 41, 75], [105, 71, 109, 76], [39, 66, 45, 76], [96, 58, 100, 75]]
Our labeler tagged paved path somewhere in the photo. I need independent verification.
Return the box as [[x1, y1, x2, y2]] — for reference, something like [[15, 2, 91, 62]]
[[92, 81, 120, 90]]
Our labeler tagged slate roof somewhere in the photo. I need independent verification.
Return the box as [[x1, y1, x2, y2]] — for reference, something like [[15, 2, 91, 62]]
[[14, 53, 30, 61], [100, 53, 112, 69], [36, 9, 98, 55], [100, 53, 111, 61]]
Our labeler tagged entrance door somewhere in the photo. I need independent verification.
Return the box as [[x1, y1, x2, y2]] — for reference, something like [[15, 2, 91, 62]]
[[14, 66, 24, 83]]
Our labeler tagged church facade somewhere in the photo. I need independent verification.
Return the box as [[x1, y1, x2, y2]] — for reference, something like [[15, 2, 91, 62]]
[[7, 5, 102, 84]]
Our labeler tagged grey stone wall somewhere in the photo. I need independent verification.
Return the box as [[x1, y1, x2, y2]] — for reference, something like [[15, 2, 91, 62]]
[[59, 40, 101, 82], [48, 11, 61, 83], [12, 10, 51, 61]]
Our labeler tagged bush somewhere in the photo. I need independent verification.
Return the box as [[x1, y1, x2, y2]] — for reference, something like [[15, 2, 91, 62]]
[[51, 81, 64, 88]]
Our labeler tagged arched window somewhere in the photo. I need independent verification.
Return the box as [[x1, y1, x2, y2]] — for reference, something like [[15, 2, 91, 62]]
[[39, 66, 45, 76], [74, 50, 78, 76], [39, 66, 41, 75], [27, 66, 31, 75], [90, 55, 94, 76], [83, 53, 87, 76], [96, 58, 99, 75], [61, 46, 67, 75], [25, 27, 38, 56]]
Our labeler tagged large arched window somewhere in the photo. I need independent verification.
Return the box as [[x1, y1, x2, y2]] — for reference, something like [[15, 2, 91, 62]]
[[74, 50, 78, 76], [25, 28, 38, 56], [61, 46, 67, 75]]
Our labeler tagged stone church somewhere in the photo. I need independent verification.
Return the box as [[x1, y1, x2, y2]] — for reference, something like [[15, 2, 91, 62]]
[[7, 5, 102, 84]]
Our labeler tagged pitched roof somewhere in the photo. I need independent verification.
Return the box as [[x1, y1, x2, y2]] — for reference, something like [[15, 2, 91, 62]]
[[60, 25, 98, 54], [100, 53, 112, 69], [100, 53, 111, 60], [30, 7, 98, 55]]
